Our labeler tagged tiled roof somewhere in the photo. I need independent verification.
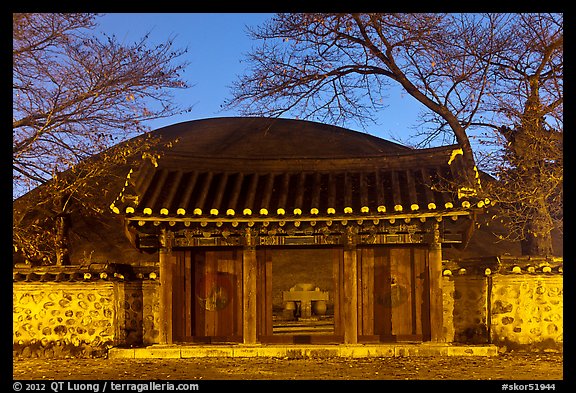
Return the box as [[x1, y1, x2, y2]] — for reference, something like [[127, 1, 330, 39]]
[[111, 144, 484, 220]]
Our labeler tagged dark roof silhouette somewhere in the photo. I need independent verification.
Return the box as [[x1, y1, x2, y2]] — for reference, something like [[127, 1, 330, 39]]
[[112, 117, 476, 220]]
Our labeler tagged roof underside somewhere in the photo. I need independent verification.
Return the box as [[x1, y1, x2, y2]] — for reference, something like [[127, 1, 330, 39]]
[[111, 117, 482, 220]]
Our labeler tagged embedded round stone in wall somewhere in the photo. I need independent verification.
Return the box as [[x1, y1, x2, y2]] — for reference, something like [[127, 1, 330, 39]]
[[32, 293, 44, 304], [535, 285, 546, 295], [54, 325, 67, 335], [59, 299, 71, 308], [78, 301, 89, 310], [501, 316, 514, 325], [492, 300, 514, 314], [20, 294, 31, 304]]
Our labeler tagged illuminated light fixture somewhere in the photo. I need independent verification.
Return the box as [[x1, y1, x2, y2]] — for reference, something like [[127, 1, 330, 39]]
[[327, 207, 336, 215], [512, 266, 521, 274], [160, 208, 169, 215], [293, 208, 302, 215], [100, 272, 108, 279], [143, 207, 152, 215], [260, 208, 269, 215], [226, 209, 235, 216], [427, 202, 436, 210], [462, 201, 471, 208], [443, 269, 452, 276], [527, 266, 535, 273], [410, 204, 419, 211], [542, 266, 552, 273], [110, 203, 120, 214], [193, 208, 202, 215], [177, 208, 186, 215], [277, 208, 285, 215], [445, 202, 454, 209], [361, 206, 370, 213], [484, 198, 491, 205], [394, 204, 403, 212], [344, 207, 353, 214], [125, 207, 135, 214], [310, 208, 319, 215], [458, 268, 467, 275], [377, 205, 386, 213], [477, 200, 485, 208], [484, 268, 492, 276], [83, 273, 92, 280], [149, 272, 157, 280], [243, 208, 252, 215], [210, 208, 219, 216]]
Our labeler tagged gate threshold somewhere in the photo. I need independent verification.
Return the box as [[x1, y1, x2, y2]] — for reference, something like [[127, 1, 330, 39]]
[[109, 343, 498, 359]]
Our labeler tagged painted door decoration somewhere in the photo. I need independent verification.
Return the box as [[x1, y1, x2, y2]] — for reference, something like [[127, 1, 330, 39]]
[[172, 249, 242, 342], [357, 247, 431, 342]]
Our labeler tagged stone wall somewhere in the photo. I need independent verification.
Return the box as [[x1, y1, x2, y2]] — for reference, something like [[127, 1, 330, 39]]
[[13, 280, 161, 358], [14, 258, 563, 357], [442, 276, 489, 344], [489, 275, 563, 351], [442, 263, 563, 351]]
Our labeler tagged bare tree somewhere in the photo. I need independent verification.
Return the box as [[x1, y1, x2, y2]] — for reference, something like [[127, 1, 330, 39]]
[[225, 13, 562, 256], [13, 13, 190, 264], [474, 14, 562, 256]]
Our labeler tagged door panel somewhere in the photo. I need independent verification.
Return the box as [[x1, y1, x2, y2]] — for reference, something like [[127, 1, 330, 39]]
[[358, 246, 430, 342], [172, 249, 242, 342]]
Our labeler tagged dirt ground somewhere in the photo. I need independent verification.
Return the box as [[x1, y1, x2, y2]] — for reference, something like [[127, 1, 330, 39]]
[[12, 352, 563, 382]]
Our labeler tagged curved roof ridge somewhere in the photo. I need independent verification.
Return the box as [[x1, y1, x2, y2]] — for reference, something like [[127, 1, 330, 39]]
[[146, 116, 413, 161]]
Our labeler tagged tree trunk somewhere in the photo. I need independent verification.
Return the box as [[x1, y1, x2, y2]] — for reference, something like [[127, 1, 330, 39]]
[[55, 213, 71, 266], [520, 199, 554, 257]]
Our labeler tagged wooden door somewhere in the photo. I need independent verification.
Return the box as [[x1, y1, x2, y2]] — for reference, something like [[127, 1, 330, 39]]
[[358, 246, 431, 342], [172, 249, 243, 342]]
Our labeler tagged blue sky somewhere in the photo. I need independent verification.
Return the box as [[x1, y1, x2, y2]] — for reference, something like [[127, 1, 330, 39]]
[[96, 13, 425, 144]]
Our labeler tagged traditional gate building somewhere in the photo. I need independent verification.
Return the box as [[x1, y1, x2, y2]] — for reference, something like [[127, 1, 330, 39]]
[[105, 117, 484, 346]]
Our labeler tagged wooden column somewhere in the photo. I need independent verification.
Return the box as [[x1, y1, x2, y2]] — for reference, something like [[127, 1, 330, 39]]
[[158, 229, 175, 345], [342, 226, 358, 344], [242, 227, 258, 344], [428, 221, 444, 342]]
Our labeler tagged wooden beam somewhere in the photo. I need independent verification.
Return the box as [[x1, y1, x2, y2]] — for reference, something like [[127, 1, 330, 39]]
[[342, 226, 358, 344], [176, 171, 199, 212], [428, 222, 444, 342], [145, 169, 170, 211], [161, 170, 183, 213], [242, 229, 258, 344], [260, 173, 275, 212], [211, 172, 229, 212], [195, 171, 214, 211], [158, 230, 175, 344], [227, 173, 245, 212]]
